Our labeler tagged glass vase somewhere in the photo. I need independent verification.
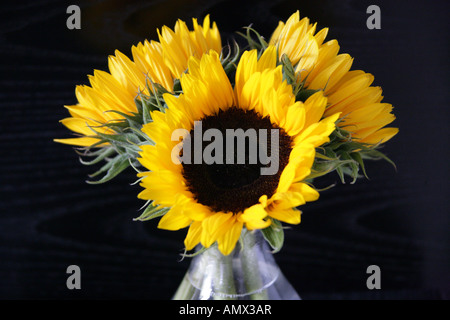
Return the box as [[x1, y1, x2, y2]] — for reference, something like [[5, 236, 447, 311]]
[[172, 229, 300, 300]]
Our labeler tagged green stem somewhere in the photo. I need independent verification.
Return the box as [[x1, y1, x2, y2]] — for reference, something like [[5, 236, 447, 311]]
[[240, 230, 269, 300], [208, 245, 237, 300], [172, 273, 196, 300]]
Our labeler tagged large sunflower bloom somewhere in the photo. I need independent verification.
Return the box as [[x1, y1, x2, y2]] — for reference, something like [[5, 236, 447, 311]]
[[269, 11, 398, 145], [55, 15, 221, 147], [137, 48, 339, 255]]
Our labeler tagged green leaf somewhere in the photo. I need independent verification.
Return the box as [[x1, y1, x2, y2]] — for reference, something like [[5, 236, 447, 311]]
[[261, 219, 284, 253]]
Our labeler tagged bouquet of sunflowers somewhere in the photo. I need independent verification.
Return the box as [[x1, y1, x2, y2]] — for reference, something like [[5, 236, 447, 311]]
[[55, 11, 397, 300]]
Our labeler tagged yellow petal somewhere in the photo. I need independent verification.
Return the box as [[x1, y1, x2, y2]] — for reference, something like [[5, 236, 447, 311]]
[[157, 203, 192, 231], [241, 204, 265, 220], [302, 91, 328, 129], [268, 207, 301, 225], [282, 102, 306, 136], [217, 220, 244, 255], [53, 137, 102, 147], [359, 127, 399, 145], [137, 169, 185, 206], [201, 213, 235, 248], [290, 183, 319, 202], [184, 221, 203, 251], [294, 112, 340, 148], [257, 45, 278, 71], [309, 54, 353, 91]]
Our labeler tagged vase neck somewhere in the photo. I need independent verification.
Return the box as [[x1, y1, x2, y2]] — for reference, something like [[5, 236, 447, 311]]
[[187, 230, 280, 299]]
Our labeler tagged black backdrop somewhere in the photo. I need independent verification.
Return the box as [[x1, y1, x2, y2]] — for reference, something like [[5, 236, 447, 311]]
[[0, 0, 449, 300]]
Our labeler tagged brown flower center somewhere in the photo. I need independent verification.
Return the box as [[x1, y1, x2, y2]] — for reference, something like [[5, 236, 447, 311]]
[[181, 107, 292, 214]]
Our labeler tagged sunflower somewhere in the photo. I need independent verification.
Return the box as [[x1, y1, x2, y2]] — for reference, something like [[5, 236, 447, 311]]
[[137, 47, 339, 255], [269, 11, 398, 145], [55, 15, 221, 147]]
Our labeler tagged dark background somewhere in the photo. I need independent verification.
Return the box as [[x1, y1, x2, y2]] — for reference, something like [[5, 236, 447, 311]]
[[0, 0, 448, 300]]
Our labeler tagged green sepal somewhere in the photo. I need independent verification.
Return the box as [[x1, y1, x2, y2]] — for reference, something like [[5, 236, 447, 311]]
[[180, 246, 208, 259], [350, 151, 369, 179], [173, 78, 182, 92], [133, 203, 169, 222], [280, 53, 319, 101], [296, 88, 321, 102], [337, 151, 360, 184], [77, 147, 115, 166], [86, 153, 130, 184], [91, 129, 142, 154], [314, 124, 397, 183], [236, 26, 269, 51], [307, 157, 355, 181], [360, 147, 397, 171], [280, 53, 297, 86], [221, 40, 241, 77], [261, 218, 284, 253]]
